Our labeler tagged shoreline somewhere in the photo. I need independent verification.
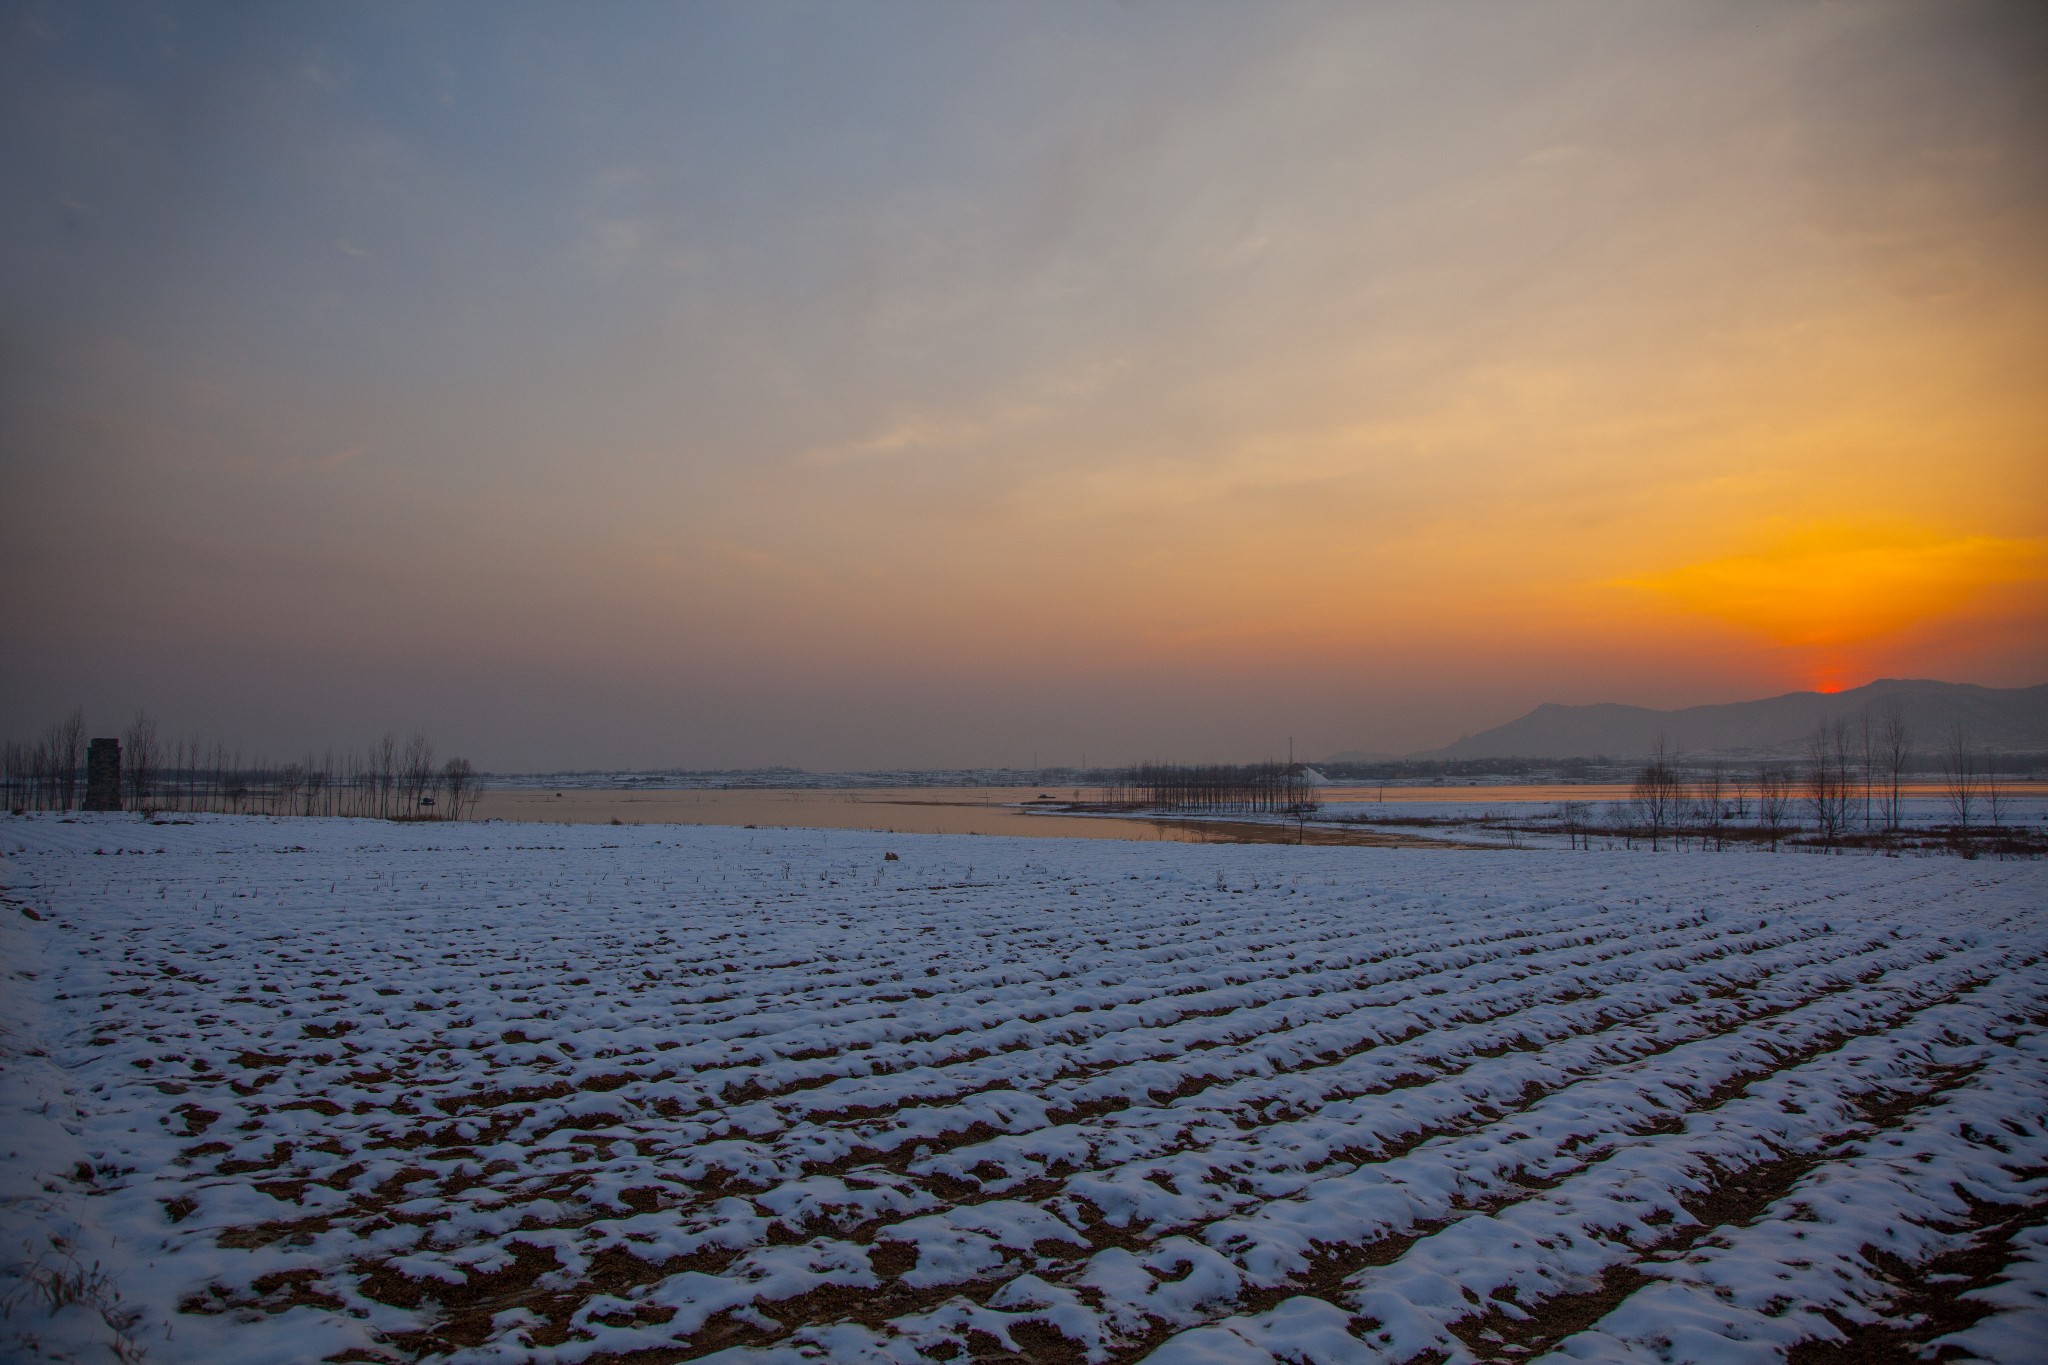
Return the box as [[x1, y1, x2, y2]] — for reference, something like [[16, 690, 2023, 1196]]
[[470, 787, 1491, 848]]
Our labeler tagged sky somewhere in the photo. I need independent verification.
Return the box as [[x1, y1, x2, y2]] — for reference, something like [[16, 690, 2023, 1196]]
[[3, 0, 2045, 771]]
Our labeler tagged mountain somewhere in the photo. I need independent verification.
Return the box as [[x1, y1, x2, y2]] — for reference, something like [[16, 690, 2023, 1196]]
[[1412, 679, 2048, 761]]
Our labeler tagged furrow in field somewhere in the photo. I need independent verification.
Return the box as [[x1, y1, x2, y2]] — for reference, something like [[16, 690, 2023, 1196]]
[[1088, 968, 2048, 1365], [1529, 1030, 2048, 1365], [163, 916, 1859, 1268], [9, 821, 2044, 1365], [602, 947, 2035, 1361], [128, 911, 1709, 1176], [708, 949, 2031, 1365]]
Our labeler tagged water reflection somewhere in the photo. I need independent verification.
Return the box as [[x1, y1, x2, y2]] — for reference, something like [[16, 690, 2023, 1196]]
[[470, 787, 1460, 845]]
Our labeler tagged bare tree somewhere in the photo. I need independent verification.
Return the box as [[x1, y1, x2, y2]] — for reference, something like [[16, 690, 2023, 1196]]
[[46, 708, 85, 810], [1984, 747, 2008, 833], [1631, 741, 1684, 850], [25, 739, 50, 810], [1858, 709, 1876, 831], [1285, 793, 1320, 844], [397, 732, 436, 818], [350, 746, 372, 817], [1560, 800, 1591, 850], [224, 747, 247, 813], [440, 757, 482, 821], [180, 735, 200, 812], [202, 739, 224, 811], [1757, 763, 1792, 851], [371, 735, 398, 819], [122, 711, 159, 813], [276, 762, 306, 817], [1695, 764, 1728, 850], [1878, 703, 1910, 833], [1804, 722, 1852, 848], [1942, 721, 1977, 835]]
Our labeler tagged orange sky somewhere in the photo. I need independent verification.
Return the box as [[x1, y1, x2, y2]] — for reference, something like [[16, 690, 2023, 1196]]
[[3, 2, 2045, 767]]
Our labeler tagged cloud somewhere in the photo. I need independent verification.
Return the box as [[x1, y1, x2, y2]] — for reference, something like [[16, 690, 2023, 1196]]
[[794, 357, 1130, 468], [571, 212, 705, 277], [798, 414, 994, 467], [1615, 523, 2048, 648], [299, 58, 345, 92]]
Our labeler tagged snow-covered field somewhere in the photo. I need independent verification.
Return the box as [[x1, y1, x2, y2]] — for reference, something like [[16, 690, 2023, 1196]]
[[4, 814, 2046, 1364]]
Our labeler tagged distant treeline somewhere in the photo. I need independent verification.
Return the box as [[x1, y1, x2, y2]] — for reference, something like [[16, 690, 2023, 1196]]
[[1113, 762, 1320, 814], [1319, 752, 2046, 784], [1320, 756, 1607, 783], [3, 709, 482, 820]]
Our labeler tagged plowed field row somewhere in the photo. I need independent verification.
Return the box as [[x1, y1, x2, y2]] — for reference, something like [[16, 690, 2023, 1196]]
[[3, 817, 2043, 1364]]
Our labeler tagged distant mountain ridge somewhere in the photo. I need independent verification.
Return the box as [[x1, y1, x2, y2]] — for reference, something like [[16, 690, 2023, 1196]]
[[1408, 679, 2048, 762]]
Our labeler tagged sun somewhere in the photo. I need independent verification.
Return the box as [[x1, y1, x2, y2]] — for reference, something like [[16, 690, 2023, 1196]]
[[1806, 664, 1853, 695]]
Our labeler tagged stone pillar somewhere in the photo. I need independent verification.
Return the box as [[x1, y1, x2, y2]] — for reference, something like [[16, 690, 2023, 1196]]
[[84, 737, 121, 812]]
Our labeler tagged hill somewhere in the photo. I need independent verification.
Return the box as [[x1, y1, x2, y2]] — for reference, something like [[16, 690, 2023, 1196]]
[[1411, 679, 2048, 761]]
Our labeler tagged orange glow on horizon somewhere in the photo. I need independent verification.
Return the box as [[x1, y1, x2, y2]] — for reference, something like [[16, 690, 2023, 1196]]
[[1615, 524, 2047, 652], [1808, 667, 1854, 695]]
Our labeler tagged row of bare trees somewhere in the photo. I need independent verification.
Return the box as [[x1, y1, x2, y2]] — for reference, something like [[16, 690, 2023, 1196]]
[[1803, 713, 2009, 843], [1, 709, 87, 812], [1119, 762, 1321, 816], [1615, 745, 1785, 850], [1937, 719, 2014, 833], [1609, 704, 2018, 853], [3, 709, 482, 821]]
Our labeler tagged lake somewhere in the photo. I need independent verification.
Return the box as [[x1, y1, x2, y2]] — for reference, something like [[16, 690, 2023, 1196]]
[[471, 786, 1502, 846]]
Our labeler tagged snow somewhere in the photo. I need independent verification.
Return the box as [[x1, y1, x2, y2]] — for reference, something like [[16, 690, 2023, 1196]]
[[2, 812, 2045, 1363]]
